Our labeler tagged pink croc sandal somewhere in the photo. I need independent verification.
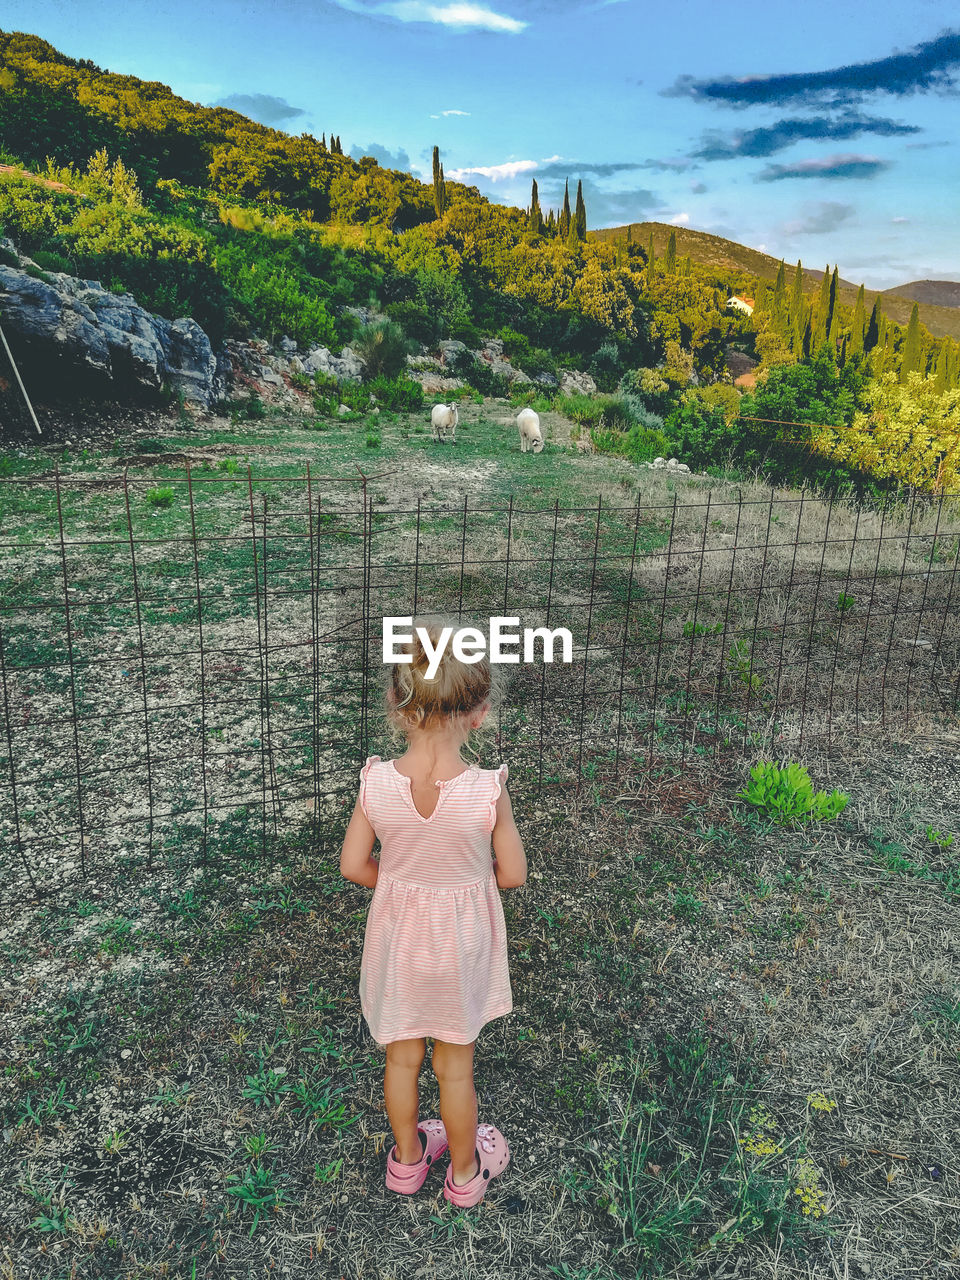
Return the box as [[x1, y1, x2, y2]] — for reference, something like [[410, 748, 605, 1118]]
[[385, 1119, 448, 1194], [443, 1123, 511, 1208]]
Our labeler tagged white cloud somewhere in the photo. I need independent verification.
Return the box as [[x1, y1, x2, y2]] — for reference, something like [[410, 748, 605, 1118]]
[[892, 216, 909, 224], [447, 159, 539, 181], [332, 1, 527, 32], [430, 108, 472, 117], [669, 211, 690, 225]]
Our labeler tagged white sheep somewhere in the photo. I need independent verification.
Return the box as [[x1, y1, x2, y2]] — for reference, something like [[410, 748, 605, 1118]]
[[430, 401, 458, 444], [516, 407, 544, 454]]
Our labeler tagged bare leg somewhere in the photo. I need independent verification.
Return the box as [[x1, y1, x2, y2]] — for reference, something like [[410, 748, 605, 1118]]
[[432, 1039, 479, 1185], [384, 1038, 426, 1164]]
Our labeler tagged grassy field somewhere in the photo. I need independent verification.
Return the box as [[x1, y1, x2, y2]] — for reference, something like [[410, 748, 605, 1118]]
[[1, 395, 959, 1279]]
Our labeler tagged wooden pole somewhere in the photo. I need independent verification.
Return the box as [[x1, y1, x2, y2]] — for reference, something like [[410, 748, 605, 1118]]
[[0, 321, 42, 435]]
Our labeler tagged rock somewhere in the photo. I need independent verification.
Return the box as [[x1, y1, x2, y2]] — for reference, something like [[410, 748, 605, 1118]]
[[406, 353, 444, 372], [0, 256, 220, 406], [414, 374, 465, 394], [279, 335, 298, 354], [344, 305, 387, 327], [534, 372, 559, 390], [559, 370, 598, 397], [301, 345, 364, 382], [471, 346, 530, 384], [481, 337, 504, 360], [288, 355, 305, 374], [337, 403, 353, 417], [259, 367, 284, 387], [439, 340, 469, 367]]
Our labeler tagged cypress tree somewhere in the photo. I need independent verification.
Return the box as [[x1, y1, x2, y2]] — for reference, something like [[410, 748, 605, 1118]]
[[900, 302, 922, 380], [812, 265, 831, 347], [321, 133, 327, 150], [528, 178, 542, 235], [559, 180, 571, 239], [646, 230, 656, 281], [933, 344, 950, 393], [826, 266, 840, 348], [849, 284, 866, 358], [432, 146, 446, 217], [790, 261, 804, 324], [802, 315, 813, 359], [772, 259, 786, 320], [864, 297, 883, 352], [574, 179, 587, 242], [665, 229, 677, 273]]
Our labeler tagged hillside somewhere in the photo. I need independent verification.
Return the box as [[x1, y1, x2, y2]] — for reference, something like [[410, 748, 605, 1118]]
[[883, 279, 960, 309], [591, 221, 960, 341]]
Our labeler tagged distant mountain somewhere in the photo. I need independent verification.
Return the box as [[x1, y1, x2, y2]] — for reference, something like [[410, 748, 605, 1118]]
[[591, 221, 960, 341], [883, 280, 960, 310]]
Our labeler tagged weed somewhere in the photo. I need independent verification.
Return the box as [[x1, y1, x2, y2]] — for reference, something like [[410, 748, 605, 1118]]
[[242, 1133, 275, 1162], [225, 1163, 289, 1235], [683, 619, 724, 639], [242, 1064, 291, 1106], [835, 592, 855, 612], [145, 486, 175, 508], [314, 1157, 344, 1183], [926, 826, 955, 851], [290, 1074, 356, 1130], [727, 639, 762, 693], [739, 762, 849, 826]]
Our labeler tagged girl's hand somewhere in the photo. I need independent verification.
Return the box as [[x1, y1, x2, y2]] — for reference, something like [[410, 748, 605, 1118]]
[[340, 797, 379, 888]]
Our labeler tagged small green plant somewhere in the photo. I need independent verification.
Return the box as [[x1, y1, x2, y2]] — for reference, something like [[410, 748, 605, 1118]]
[[739, 761, 849, 826], [365, 433, 381, 448], [835, 592, 855, 612], [290, 1075, 356, 1130], [217, 457, 242, 474], [145, 486, 174, 508], [314, 1157, 344, 1183], [727, 639, 762, 692], [103, 1129, 130, 1155], [242, 1065, 291, 1106], [243, 1133, 275, 1162], [225, 1163, 289, 1235], [683, 619, 724, 639], [926, 826, 955, 851]]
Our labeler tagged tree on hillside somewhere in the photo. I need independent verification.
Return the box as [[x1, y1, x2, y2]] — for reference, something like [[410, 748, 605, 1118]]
[[864, 297, 883, 353], [574, 179, 586, 242], [848, 284, 866, 358], [664, 229, 677, 273], [528, 178, 542, 235], [432, 146, 446, 218], [559, 180, 571, 239], [826, 266, 840, 347], [900, 302, 922, 380]]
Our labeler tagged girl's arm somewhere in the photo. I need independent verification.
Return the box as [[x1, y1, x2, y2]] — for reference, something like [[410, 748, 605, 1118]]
[[491, 786, 527, 889], [340, 797, 379, 889]]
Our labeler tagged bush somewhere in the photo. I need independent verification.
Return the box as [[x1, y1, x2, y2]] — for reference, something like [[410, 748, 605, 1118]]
[[592, 423, 672, 465], [589, 342, 622, 392], [448, 350, 510, 398], [353, 321, 411, 380], [366, 374, 423, 412]]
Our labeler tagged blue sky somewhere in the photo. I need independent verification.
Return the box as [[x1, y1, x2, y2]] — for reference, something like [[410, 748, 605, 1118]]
[[5, 0, 959, 288]]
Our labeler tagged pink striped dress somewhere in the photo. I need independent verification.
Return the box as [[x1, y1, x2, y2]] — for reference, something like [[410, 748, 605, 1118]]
[[357, 755, 513, 1045]]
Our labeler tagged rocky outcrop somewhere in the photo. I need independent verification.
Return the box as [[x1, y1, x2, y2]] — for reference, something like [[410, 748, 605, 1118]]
[[0, 239, 221, 406], [300, 343, 364, 381], [559, 369, 598, 397]]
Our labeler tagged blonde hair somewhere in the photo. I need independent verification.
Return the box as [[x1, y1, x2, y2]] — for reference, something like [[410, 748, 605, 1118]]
[[386, 614, 501, 740]]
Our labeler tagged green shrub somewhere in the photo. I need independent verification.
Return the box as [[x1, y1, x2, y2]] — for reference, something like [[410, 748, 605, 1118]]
[[145, 486, 174, 508], [739, 761, 849, 826], [589, 341, 622, 392], [592, 422, 671, 465], [353, 320, 411, 380], [366, 373, 423, 412]]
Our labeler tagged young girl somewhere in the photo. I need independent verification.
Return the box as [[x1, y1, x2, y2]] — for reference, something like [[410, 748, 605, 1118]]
[[340, 616, 527, 1207]]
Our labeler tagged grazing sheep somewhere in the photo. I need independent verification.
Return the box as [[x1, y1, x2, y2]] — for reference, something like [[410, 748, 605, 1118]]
[[516, 407, 544, 454], [430, 401, 459, 444]]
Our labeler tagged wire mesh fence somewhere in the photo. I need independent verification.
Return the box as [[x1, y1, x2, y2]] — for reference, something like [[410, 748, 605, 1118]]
[[1, 468, 958, 899]]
